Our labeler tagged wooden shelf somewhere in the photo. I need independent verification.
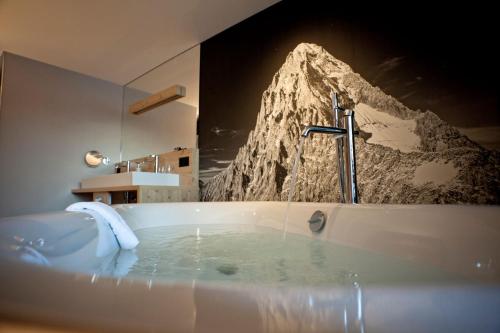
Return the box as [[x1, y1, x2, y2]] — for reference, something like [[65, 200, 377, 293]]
[[128, 85, 186, 115], [72, 185, 140, 193]]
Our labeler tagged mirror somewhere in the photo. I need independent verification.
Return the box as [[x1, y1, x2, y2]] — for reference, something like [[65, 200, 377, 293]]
[[84, 150, 111, 168], [121, 45, 200, 161]]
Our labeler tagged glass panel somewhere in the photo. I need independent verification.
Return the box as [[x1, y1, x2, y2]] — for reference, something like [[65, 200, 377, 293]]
[[121, 45, 200, 161]]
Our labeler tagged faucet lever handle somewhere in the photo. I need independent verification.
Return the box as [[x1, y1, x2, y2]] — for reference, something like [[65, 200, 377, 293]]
[[332, 92, 340, 109], [332, 92, 345, 111], [332, 92, 345, 127]]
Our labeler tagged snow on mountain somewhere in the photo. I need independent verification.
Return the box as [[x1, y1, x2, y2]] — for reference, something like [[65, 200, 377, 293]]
[[354, 103, 420, 153], [202, 43, 500, 204], [411, 160, 458, 186]]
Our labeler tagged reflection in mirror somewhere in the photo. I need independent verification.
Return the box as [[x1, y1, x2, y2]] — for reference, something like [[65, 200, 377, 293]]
[[84, 150, 111, 168], [128, 85, 186, 115], [119, 45, 200, 201], [121, 45, 199, 162]]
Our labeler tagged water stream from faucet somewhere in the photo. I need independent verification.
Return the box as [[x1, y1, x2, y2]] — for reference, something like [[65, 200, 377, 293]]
[[283, 136, 305, 239], [283, 134, 345, 239]]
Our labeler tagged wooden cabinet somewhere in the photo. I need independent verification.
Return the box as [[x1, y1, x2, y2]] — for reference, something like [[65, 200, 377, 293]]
[[72, 185, 199, 204]]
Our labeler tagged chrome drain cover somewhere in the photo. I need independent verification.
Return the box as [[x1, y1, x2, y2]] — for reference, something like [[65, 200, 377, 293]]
[[216, 263, 239, 275], [308, 210, 326, 233]]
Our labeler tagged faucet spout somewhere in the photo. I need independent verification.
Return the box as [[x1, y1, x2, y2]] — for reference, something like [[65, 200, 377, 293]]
[[301, 125, 346, 138], [300, 93, 359, 204]]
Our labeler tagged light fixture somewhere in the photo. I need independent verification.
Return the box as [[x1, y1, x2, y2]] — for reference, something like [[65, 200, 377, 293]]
[[128, 85, 186, 115]]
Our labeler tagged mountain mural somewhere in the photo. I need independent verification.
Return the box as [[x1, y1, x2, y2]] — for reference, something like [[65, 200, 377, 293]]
[[201, 43, 500, 204]]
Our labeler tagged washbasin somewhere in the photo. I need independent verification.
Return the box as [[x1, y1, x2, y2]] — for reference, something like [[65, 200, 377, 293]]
[[80, 172, 180, 189]]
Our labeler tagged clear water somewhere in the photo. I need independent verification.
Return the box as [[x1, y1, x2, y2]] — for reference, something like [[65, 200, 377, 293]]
[[105, 225, 465, 287], [283, 137, 305, 236]]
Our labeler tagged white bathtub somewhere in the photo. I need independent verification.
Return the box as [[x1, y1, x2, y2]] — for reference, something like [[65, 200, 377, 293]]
[[0, 202, 499, 333]]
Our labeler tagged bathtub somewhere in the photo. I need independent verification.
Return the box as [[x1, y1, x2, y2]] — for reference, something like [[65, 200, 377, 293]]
[[0, 202, 499, 333]]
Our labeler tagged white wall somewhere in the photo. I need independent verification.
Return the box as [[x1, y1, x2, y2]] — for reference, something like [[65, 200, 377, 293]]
[[0, 45, 201, 217], [0, 53, 123, 217]]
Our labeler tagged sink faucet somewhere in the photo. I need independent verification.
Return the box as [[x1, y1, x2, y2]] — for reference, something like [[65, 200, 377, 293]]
[[301, 92, 359, 203], [149, 154, 160, 173]]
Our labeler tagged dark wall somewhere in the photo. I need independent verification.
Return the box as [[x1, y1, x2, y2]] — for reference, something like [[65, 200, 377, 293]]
[[200, 1, 497, 171], [199, 1, 499, 203]]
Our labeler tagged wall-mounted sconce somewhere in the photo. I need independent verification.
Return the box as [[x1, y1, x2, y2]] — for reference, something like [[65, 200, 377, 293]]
[[128, 85, 186, 115], [84, 150, 111, 167]]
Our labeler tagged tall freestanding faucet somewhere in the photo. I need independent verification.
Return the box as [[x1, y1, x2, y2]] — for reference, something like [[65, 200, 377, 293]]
[[301, 92, 359, 203]]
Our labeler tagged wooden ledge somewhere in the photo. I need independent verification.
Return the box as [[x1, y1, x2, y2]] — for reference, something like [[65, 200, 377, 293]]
[[128, 85, 186, 115]]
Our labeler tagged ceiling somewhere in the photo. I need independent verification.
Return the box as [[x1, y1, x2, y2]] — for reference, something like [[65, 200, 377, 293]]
[[0, 0, 279, 85]]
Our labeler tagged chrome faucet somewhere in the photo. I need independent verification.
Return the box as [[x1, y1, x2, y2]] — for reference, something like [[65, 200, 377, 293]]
[[115, 155, 159, 173], [301, 92, 359, 203], [149, 154, 160, 173]]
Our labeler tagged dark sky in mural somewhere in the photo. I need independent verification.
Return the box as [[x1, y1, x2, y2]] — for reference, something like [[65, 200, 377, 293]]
[[199, 1, 498, 178]]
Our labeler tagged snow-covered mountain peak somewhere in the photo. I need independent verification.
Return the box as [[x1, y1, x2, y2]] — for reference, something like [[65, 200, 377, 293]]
[[202, 43, 499, 204]]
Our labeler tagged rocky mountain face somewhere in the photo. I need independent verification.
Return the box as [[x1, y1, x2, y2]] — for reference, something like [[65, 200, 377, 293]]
[[202, 43, 500, 204]]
